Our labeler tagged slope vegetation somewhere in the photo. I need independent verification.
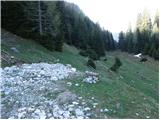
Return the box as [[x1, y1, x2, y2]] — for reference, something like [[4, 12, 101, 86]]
[[1, 29, 159, 118]]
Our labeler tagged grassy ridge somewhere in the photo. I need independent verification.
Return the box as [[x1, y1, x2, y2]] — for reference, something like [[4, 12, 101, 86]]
[[1, 30, 159, 118]]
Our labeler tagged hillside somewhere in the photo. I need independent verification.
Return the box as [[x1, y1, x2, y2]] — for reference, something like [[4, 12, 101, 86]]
[[1, 29, 159, 119], [1, 1, 116, 58]]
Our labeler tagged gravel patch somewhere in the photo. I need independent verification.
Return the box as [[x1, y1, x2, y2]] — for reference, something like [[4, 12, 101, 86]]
[[1, 63, 94, 119]]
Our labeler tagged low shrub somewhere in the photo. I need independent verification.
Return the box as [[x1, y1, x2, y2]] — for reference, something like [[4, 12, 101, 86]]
[[79, 50, 88, 57], [110, 57, 122, 72], [86, 49, 99, 60], [79, 49, 99, 60], [87, 59, 96, 69], [103, 58, 107, 61], [140, 57, 147, 62]]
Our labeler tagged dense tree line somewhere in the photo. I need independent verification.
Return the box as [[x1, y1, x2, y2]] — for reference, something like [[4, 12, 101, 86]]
[[2, 1, 116, 58], [118, 9, 159, 60], [2, 1, 64, 51]]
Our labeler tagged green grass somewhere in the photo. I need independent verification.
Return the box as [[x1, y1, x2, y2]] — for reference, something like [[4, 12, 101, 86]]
[[1, 29, 159, 119]]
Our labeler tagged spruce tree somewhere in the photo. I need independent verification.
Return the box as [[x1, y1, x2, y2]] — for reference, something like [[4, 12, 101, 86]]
[[118, 31, 125, 51]]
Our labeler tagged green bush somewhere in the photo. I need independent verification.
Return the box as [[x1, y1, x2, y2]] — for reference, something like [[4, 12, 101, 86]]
[[140, 57, 147, 62], [79, 49, 99, 60], [86, 49, 99, 60], [110, 57, 122, 72], [87, 59, 96, 69], [103, 57, 107, 61], [154, 50, 159, 60], [79, 50, 88, 57], [152, 48, 159, 60]]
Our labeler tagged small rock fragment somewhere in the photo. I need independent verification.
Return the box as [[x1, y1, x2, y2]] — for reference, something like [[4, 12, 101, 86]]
[[100, 109, 103, 112], [136, 113, 139, 116], [91, 97, 94, 99], [104, 108, 109, 112], [146, 116, 150, 118], [75, 109, 84, 116], [66, 82, 72, 86], [84, 107, 91, 111], [75, 83, 79, 86], [72, 101, 79, 105]]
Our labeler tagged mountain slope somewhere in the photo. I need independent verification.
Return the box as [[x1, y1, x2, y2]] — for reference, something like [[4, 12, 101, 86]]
[[1, 29, 159, 118]]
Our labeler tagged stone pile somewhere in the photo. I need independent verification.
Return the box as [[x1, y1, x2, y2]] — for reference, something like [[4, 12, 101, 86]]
[[2, 63, 77, 81], [1, 63, 93, 119], [83, 71, 99, 84]]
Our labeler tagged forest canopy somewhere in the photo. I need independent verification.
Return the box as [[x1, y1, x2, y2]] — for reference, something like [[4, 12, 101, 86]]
[[118, 9, 159, 60], [1, 1, 116, 58]]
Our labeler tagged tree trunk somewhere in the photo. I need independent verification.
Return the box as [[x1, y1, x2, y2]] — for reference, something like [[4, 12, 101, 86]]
[[38, 0, 42, 35]]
